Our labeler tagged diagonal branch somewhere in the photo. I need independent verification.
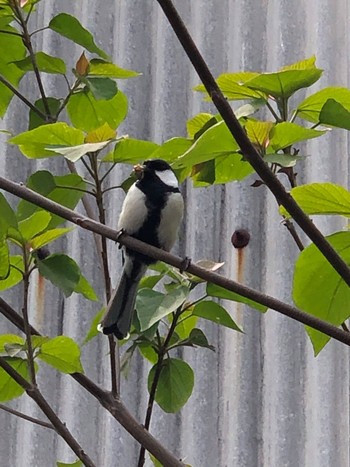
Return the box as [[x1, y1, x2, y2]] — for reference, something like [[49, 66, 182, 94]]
[[0, 299, 185, 467], [0, 403, 54, 430], [0, 176, 349, 346], [0, 357, 96, 467], [155, 0, 350, 287]]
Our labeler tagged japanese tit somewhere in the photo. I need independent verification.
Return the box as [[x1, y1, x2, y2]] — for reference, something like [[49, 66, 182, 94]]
[[102, 159, 184, 339]]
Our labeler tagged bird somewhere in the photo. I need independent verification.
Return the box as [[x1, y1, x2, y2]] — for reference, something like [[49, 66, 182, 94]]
[[102, 159, 184, 339]]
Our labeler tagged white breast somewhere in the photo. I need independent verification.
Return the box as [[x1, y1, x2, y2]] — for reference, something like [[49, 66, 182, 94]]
[[117, 183, 148, 234], [157, 192, 184, 251]]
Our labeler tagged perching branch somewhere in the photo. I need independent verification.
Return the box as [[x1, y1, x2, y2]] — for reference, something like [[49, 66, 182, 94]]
[[0, 299, 185, 467], [1, 175, 350, 347], [0, 357, 96, 467], [155, 0, 350, 288]]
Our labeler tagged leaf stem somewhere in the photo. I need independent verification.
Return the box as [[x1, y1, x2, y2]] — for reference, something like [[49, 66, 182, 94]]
[[266, 100, 282, 122]]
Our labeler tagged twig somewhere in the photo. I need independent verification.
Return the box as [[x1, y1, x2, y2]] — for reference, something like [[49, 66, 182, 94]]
[[0, 75, 47, 120], [155, 0, 350, 287], [0, 403, 54, 430], [0, 298, 185, 467], [0, 357, 96, 467], [138, 310, 182, 467], [21, 248, 36, 385], [0, 29, 22, 37], [11, 1, 51, 118]]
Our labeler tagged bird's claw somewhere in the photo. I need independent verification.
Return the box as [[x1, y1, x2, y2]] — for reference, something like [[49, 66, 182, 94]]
[[179, 256, 191, 273]]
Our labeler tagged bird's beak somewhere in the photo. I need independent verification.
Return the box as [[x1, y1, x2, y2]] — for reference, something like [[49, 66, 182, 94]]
[[133, 163, 145, 180]]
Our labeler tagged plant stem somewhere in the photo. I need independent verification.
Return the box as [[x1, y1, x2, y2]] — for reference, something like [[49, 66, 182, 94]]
[[0, 75, 47, 119], [266, 100, 281, 122], [88, 152, 119, 396], [138, 311, 182, 467], [0, 357, 96, 467], [22, 247, 36, 385], [0, 403, 54, 430], [11, 1, 51, 119]]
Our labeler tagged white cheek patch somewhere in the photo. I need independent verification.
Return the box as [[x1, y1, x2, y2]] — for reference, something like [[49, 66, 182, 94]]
[[155, 169, 179, 188]]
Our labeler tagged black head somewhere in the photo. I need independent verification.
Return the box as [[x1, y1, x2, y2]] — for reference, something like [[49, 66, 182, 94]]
[[143, 159, 173, 172]]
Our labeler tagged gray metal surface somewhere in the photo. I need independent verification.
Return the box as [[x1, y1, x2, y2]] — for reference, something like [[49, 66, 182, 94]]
[[1, 1, 349, 466]]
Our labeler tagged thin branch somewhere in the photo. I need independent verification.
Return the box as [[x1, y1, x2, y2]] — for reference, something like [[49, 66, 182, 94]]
[[55, 184, 96, 197], [12, 2, 51, 118], [0, 75, 47, 119], [155, 0, 350, 287], [0, 298, 185, 467], [55, 79, 82, 119], [0, 357, 96, 467], [0, 176, 349, 347], [0, 403, 54, 430], [29, 26, 49, 37], [265, 101, 282, 122], [102, 185, 122, 195], [282, 219, 304, 252], [138, 309, 182, 467], [21, 249, 36, 385], [0, 29, 22, 37], [100, 162, 118, 184]]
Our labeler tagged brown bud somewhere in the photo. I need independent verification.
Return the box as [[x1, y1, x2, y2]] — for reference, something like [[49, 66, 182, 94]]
[[75, 52, 89, 76], [231, 229, 250, 249]]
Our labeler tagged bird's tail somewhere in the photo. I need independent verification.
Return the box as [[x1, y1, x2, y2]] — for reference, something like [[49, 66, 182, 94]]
[[102, 263, 146, 339]]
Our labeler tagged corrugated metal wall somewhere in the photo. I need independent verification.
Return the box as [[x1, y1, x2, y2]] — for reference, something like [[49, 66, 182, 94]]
[[1, 1, 349, 466]]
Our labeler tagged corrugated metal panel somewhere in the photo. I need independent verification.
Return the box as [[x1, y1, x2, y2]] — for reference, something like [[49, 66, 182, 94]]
[[1, 1, 349, 466]]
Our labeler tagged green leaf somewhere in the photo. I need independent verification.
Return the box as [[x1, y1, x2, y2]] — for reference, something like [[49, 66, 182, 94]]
[[74, 274, 98, 301], [195, 72, 264, 100], [37, 253, 80, 297], [269, 122, 326, 151], [173, 121, 239, 168], [136, 286, 189, 332], [31, 228, 73, 250], [0, 25, 26, 117], [245, 68, 322, 100], [86, 77, 118, 100], [38, 336, 83, 373], [0, 357, 30, 402], [148, 358, 194, 413], [83, 308, 105, 345], [175, 309, 198, 339], [187, 113, 214, 138], [57, 460, 83, 467], [49, 13, 108, 59], [137, 342, 158, 364], [280, 183, 350, 218], [17, 171, 86, 228], [67, 89, 128, 132], [0, 256, 23, 291], [183, 328, 215, 351], [103, 138, 159, 163], [18, 211, 51, 241], [9, 123, 84, 159], [13, 52, 66, 74], [193, 301, 242, 331], [0, 240, 9, 279], [48, 140, 112, 162], [29, 98, 61, 130], [280, 56, 318, 71], [296, 87, 350, 123], [263, 153, 305, 168], [207, 283, 267, 312], [0, 192, 17, 237], [149, 453, 163, 467], [0, 335, 24, 354], [88, 58, 140, 78], [150, 137, 193, 163], [318, 98, 350, 130], [245, 119, 274, 147], [293, 231, 350, 354]]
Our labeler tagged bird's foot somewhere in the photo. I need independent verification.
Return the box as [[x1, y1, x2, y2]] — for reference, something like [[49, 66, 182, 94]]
[[116, 228, 125, 249], [179, 256, 191, 273]]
